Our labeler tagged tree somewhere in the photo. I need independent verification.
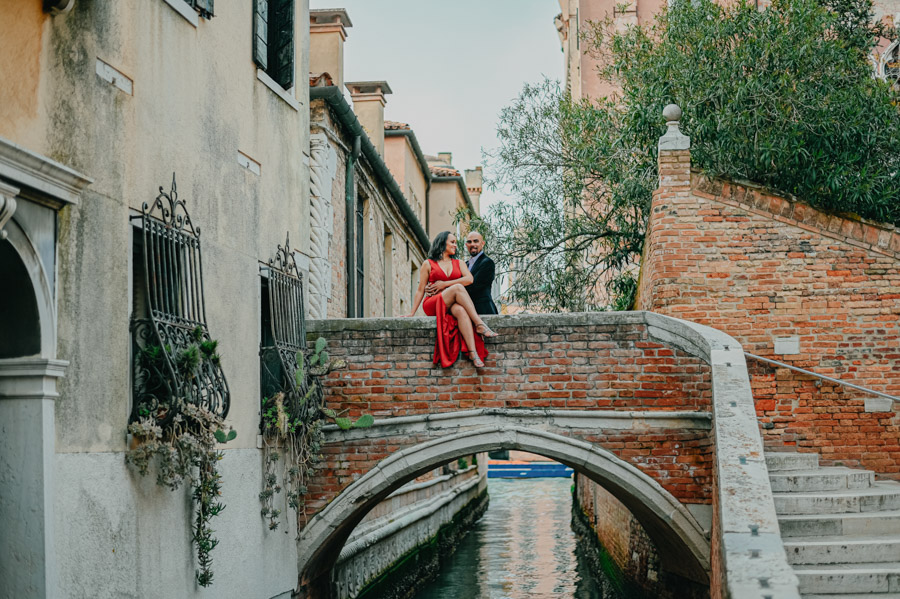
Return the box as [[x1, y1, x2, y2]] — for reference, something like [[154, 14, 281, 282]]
[[480, 0, 900, 312]]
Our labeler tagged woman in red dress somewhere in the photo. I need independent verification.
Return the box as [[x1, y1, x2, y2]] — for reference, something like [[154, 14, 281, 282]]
[[405, 231, 498, 367]]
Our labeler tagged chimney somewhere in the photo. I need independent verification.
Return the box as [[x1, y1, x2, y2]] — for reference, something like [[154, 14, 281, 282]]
[[346, 81, 392, 156], [465, 167, 483, 215], [437, 152, 452, 165], [309, 9, 352, 90]]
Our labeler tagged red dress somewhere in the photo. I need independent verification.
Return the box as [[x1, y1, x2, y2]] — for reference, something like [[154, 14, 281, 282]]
[[423, 259, 488, 367]]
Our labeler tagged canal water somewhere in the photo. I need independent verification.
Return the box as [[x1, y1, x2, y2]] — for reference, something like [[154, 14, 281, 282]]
[[413, 477, 624, 599]]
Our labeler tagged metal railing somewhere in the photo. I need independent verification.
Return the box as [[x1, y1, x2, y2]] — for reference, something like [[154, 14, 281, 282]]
[[744, 352, 899, 403]]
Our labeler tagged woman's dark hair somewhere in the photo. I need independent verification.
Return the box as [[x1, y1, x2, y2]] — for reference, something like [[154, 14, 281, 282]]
[[428, 231, 453, 261]]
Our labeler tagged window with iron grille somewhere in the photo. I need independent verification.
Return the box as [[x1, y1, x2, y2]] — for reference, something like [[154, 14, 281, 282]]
[[260, 234, 318, 430], [185, 0, 214, 18], [130, 174, 229, 423], [253, 0, 295, 90]]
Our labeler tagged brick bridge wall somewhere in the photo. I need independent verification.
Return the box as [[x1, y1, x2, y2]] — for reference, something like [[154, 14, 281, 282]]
[[304, 313, 714, 520], [639, 159, 900, 476]]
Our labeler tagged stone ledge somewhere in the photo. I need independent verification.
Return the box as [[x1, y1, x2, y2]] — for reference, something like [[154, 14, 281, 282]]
[[692, 172, 900, 260], [323, 408, 712, 442]]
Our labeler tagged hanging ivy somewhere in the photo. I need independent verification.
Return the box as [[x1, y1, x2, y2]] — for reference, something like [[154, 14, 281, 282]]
[[126, 326, 236, 587], [259, 337, 372, 535]]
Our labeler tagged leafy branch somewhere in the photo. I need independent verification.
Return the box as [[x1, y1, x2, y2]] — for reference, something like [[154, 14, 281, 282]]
[[259, 337, 372, 536]]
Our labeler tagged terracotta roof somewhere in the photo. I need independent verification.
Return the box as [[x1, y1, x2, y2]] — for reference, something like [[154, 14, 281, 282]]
[[309, 72, 335, 87], [430, 164, 461, 177], [384, 120, 410, 130]]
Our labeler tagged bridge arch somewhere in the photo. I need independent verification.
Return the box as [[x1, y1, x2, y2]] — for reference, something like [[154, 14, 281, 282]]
[[298, 424, 710, 594]]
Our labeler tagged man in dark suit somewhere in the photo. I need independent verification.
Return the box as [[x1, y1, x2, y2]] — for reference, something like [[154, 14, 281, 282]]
[[464, 231, 499, 314]]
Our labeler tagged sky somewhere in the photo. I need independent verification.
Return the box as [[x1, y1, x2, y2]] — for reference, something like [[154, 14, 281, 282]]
[[310, 0, 564, 213]]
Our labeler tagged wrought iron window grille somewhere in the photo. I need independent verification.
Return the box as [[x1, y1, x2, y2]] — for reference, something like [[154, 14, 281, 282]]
[[259, 233, 319, 432], [130, 174, 230, 424], [184, 0, 214, 19]]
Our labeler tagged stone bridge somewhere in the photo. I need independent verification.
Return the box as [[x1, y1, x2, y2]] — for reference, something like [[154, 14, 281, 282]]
[[300, 312, 800, 599]]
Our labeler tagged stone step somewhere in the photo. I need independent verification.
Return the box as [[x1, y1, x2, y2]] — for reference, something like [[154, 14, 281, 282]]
[[784, 535, 900, 565], [766, 452, 820, 472], [792, 562, 900, 594], [774, 482, 900, 515], [769, 468, 875, 493], [779, 510, 900, 538]]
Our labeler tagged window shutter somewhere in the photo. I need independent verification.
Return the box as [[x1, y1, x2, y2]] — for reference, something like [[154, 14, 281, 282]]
[[268, 0, 294, 89], [253, 0, 269, 71], [192, 0, 214, 18]]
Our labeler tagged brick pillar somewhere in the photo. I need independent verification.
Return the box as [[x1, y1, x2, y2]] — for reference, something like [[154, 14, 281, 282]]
[[636, 104, 692, 311]]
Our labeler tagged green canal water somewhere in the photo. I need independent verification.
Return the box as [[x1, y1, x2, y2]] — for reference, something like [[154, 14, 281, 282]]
[[412, 477, 625, 599]]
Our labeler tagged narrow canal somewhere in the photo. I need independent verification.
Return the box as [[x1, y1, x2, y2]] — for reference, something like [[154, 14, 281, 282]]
[[412, 477, 625, 599]]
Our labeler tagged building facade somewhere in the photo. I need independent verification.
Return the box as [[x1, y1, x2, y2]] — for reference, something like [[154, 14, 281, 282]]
[[1, 1, 313, 597], [557, 0, 900, 102]]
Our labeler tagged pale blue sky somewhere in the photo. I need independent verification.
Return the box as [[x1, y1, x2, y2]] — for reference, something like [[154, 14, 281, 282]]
[[310, 0, 564, 212]]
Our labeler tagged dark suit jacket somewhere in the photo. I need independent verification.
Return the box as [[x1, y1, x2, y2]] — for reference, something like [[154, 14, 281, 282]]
[[466, 254, 499, 314]]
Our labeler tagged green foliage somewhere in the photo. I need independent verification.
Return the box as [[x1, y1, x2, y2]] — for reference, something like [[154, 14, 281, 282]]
[[213, 429, 237, 444], [353, 414, 375, 429], [482, 78, 649, 312], [457, 457, 468, 470], [482, 0, 900, 311], [259, 336, 369, 536], [127, 337, 235, 587]]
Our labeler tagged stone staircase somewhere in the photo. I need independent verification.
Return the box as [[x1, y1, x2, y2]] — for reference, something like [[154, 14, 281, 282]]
[[767, 452, 900, 597]]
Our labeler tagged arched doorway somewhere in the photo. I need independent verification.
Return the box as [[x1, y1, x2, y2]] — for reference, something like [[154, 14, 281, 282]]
[[298, 425, 710, 597], [0, 216, 66, 598], [0, 237, 42, 358]]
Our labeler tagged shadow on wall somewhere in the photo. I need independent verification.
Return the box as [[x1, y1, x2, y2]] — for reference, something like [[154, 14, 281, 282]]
[[0, 239, 41, 358]]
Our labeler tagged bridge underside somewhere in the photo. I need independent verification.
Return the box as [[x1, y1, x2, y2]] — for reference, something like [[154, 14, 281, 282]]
[[299, 414, 713, 595]]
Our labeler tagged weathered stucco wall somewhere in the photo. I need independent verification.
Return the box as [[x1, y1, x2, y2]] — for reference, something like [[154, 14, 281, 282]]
[[2, 2, 312, 597], [1, 1, 312, 453], [55, 449, 298, 598], [428, 180, 462, 236], [383, 135, 427, 226]]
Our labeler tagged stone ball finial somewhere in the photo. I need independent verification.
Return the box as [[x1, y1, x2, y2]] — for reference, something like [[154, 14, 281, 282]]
[[663, 104, 682, 124]]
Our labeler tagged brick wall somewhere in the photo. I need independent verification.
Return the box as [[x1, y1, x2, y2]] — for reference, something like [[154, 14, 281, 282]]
[[302, 317, 715, 522], [639, 152, 900, 475], [319, 320, 711, 417]]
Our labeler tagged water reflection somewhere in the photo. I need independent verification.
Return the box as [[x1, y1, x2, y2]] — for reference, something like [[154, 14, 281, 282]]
[[413, 477, 622, 599]]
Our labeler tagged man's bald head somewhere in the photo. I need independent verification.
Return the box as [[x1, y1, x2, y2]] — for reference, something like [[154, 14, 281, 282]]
[[465, 231, 485, 257]]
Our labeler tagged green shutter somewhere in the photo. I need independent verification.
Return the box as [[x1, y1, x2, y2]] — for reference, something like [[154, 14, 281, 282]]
[[253, 0, 269, 71], [268, 0, 294, 89]]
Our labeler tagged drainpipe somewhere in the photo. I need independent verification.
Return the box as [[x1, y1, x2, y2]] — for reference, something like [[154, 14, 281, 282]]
[[425, 177, 431, 236], [346, 135, 361, 318]]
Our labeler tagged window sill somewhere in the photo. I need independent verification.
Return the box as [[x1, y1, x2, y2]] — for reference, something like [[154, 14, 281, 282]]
[[257, 69, 299, 111], [162, 0, 199, 26]]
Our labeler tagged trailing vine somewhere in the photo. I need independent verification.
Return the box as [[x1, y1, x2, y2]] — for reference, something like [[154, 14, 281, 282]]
[[260, 337, 372, 535], [126, 326, 236, 587]]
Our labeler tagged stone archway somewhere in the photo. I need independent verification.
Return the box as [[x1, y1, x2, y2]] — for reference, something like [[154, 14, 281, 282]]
[[0, 219, 56, 357], [0, 217, 66, 598], [0, 236, 42, 358], [298, 425, 710, 596]]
